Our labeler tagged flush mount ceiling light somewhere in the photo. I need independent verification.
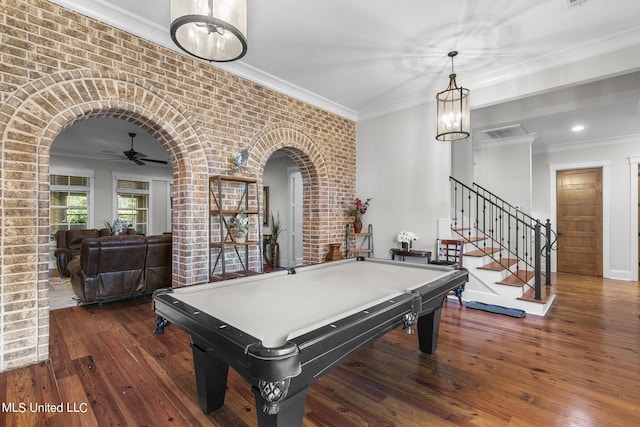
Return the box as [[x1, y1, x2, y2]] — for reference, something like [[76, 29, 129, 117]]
[[436, 51, 470, 141], [170, 0, 247, 62], [571, 124, 585, 132]]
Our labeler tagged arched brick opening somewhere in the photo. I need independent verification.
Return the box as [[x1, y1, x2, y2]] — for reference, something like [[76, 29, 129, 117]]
[[249, 124, 331, 265], [0, 69, 209, 367]]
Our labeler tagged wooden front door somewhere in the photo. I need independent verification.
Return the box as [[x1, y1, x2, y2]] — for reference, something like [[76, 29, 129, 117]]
[[556, 168, 603, 276]]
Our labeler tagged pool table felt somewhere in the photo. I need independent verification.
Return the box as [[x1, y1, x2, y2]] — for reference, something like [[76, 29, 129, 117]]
[[172, 259, 453, 347]]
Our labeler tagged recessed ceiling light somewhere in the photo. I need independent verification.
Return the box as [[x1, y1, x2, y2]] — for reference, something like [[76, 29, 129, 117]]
[[571, 125, 585, 132]]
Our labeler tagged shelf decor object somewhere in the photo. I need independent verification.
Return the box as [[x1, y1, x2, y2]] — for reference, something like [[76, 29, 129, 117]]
[[344, 197, 372, 234]]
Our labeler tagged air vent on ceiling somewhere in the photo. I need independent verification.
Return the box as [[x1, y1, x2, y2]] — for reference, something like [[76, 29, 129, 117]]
[[479, 124, 528, 140], [567, 0, 591, 8]]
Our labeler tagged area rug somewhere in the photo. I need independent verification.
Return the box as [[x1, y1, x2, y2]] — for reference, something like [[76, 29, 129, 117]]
[[465, 301, 526, 318], [48, 276, 78, 310]]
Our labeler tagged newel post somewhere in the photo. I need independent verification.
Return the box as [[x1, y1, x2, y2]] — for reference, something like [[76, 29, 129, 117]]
[[545, 219, 552, 285], [534, 220, 542, 300]]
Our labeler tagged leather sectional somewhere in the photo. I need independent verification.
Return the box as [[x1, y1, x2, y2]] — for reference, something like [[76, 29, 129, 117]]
[[67, 234, 172, 304]]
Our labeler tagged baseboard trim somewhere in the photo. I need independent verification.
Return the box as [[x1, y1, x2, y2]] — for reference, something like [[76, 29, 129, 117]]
[[606, 269, 632, 281]]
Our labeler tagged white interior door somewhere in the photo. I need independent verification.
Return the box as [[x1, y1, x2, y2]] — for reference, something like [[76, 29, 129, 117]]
[[288, 168, 303, 266]]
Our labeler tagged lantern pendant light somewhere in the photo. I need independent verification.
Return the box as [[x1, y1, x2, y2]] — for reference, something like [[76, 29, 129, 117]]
[[436, 51, 470, 141]]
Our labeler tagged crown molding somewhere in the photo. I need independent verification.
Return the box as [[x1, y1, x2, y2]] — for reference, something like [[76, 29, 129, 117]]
[[536, 133, 640, 154]]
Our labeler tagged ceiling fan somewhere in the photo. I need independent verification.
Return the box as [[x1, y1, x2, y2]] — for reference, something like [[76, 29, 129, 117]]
[[123, 132, 168, 166]]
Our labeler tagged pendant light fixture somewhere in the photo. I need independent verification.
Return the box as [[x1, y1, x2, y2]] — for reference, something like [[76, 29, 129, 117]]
[[436, 51, 470, 141], [170, 0, 247, 62]]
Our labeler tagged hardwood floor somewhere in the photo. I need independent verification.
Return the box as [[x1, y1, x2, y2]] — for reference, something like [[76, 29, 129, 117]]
[[1, 273, 638, 426]]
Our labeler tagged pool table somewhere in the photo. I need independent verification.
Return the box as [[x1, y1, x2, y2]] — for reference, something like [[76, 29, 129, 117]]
[[153, 257, 467, 426]]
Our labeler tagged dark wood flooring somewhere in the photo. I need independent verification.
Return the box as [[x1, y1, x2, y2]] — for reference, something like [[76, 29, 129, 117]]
[[1, 273, 639, 426]]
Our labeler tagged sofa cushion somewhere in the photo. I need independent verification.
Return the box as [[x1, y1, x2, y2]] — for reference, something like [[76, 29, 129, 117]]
[[69, 234, 172, 303], [144, 234, 172, 290], [67, 229, 100, 245], [80, 235, 146, 272], [78, 235, 147, 298], [55, 229, 101, 277]]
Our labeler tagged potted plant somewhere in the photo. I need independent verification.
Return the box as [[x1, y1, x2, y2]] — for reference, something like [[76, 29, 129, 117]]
[[265, 211, 284, 267], [344, 197, 372, 233], [230, 210, 249, 243], [102, 219, 124, 236]]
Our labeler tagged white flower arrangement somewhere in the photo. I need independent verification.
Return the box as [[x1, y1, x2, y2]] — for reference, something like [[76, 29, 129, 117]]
[[396, 231, 418, 243], [230, 210, 249, 230]]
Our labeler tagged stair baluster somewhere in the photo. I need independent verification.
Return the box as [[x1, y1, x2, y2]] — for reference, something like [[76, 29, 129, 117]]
[[449, 177, 554, 301]]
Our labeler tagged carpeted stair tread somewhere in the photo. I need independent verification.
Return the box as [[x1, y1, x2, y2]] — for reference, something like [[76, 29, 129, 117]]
[[466, 301, 526, 318]]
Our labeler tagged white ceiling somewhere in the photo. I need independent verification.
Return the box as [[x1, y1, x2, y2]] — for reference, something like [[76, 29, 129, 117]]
[[51, 117, 171, 166], [49, 0, 640, 158]]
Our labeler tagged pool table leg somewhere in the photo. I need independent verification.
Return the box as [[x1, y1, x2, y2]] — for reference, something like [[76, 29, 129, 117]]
[[253, 386, 309, 427], [417, 306, 443, 354], [191, 341, 229, 414]]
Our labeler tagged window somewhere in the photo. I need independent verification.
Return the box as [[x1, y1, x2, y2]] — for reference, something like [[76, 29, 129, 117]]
[[50, 174, 90, 236], [116, 179, 149, 235]]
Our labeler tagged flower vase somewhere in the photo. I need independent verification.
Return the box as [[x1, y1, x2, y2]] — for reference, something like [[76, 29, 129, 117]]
[[353, 218, 363, 234], [269, 241, 280, 267], [402, 241, 411, 252], [236, 229, 247, 243]]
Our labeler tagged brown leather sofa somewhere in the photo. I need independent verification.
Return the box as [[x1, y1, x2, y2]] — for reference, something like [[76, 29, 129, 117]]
[[54, 229, 105, 277], [55, 228, 139, 277], [144, 234, 173, 289], [68, 234, 172, 304]]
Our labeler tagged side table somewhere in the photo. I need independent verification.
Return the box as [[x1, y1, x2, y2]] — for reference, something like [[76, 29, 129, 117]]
[[390, 248, 431, 263]]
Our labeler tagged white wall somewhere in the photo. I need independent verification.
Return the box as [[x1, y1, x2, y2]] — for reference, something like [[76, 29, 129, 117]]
[[472, 45, 640, 110], [356, 102, 452, 257], [451, 136, 473, 187], [532, 138, 640, 280], [151, 180, 171, 235], [355, 45, 640, 277], [474, 140, 532, 213]]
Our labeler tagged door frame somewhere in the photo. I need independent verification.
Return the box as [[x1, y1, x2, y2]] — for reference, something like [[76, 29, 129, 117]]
[[549, 161, 611, 278], [287, 167, 303, 267], [629, 156, 640, 281]]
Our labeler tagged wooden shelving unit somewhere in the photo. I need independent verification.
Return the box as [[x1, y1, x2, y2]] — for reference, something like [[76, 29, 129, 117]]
[[209, 175, 262, 281], [345, 223, 373, 258]]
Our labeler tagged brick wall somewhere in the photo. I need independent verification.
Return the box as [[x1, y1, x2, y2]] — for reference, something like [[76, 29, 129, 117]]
[[0, 0, 356, 371]]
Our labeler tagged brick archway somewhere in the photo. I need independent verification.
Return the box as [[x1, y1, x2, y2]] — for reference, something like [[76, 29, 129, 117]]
[[0, 69, 209, 368], [249, 123, 331, 264]]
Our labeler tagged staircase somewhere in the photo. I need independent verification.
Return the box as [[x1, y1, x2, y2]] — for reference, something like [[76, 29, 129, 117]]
[[450, 177, 556, 316]]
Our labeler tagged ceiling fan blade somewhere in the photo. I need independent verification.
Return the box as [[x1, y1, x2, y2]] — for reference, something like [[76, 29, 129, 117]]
[[123, 149, 148, 158], [124, 133, 167, 165]]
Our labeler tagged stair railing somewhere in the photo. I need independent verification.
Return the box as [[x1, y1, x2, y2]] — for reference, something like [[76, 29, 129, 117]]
[[450, 177, 554, 300]]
